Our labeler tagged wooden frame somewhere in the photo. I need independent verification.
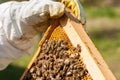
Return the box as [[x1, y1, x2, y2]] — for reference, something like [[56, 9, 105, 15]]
[[20, 12, 116, 80]]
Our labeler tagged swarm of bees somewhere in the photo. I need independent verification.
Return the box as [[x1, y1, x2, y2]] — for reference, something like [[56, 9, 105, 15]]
[[23, 40, 92, 80]]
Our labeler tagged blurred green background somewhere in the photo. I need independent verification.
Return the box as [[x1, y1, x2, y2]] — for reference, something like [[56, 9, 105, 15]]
[[0, 0, 120, 80]]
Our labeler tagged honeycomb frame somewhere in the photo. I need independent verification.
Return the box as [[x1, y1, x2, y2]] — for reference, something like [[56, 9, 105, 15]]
[[20, 13, 116, 80]]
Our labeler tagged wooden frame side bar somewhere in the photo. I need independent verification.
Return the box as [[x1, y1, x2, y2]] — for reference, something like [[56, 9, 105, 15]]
[[60, 15, 116, 80]]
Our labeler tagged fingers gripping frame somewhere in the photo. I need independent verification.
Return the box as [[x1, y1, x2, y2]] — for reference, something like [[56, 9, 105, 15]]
[[61, 0, 86, 25]]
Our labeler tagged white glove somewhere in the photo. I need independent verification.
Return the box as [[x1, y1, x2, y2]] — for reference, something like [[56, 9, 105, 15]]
[[0, 0, 65, 70]]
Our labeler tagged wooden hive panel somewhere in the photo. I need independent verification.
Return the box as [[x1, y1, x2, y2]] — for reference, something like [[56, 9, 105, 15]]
[[20, 12, 116, 80]]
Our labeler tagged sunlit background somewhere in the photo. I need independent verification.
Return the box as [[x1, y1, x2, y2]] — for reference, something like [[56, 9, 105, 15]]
[[0, 0, 120, 80]]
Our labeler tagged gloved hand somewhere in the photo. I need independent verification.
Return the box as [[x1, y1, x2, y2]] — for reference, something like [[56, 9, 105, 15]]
[[10, 0, 65, 46], [0, 0, 65, 70]]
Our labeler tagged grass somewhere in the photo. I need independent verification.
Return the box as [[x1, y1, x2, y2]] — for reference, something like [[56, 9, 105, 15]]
[[88, 28, 120, 60], [85, 7, 120, 19]]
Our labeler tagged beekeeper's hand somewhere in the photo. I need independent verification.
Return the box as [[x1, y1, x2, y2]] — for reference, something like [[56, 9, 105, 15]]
[[0, 0, 65, 70]]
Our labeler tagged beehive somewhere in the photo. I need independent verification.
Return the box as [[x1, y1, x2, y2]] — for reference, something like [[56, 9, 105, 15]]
[[20, 11, 116, 80]]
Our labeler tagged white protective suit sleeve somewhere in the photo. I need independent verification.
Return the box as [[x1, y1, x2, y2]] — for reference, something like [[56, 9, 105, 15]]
[[0, 0, 65, 70]]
